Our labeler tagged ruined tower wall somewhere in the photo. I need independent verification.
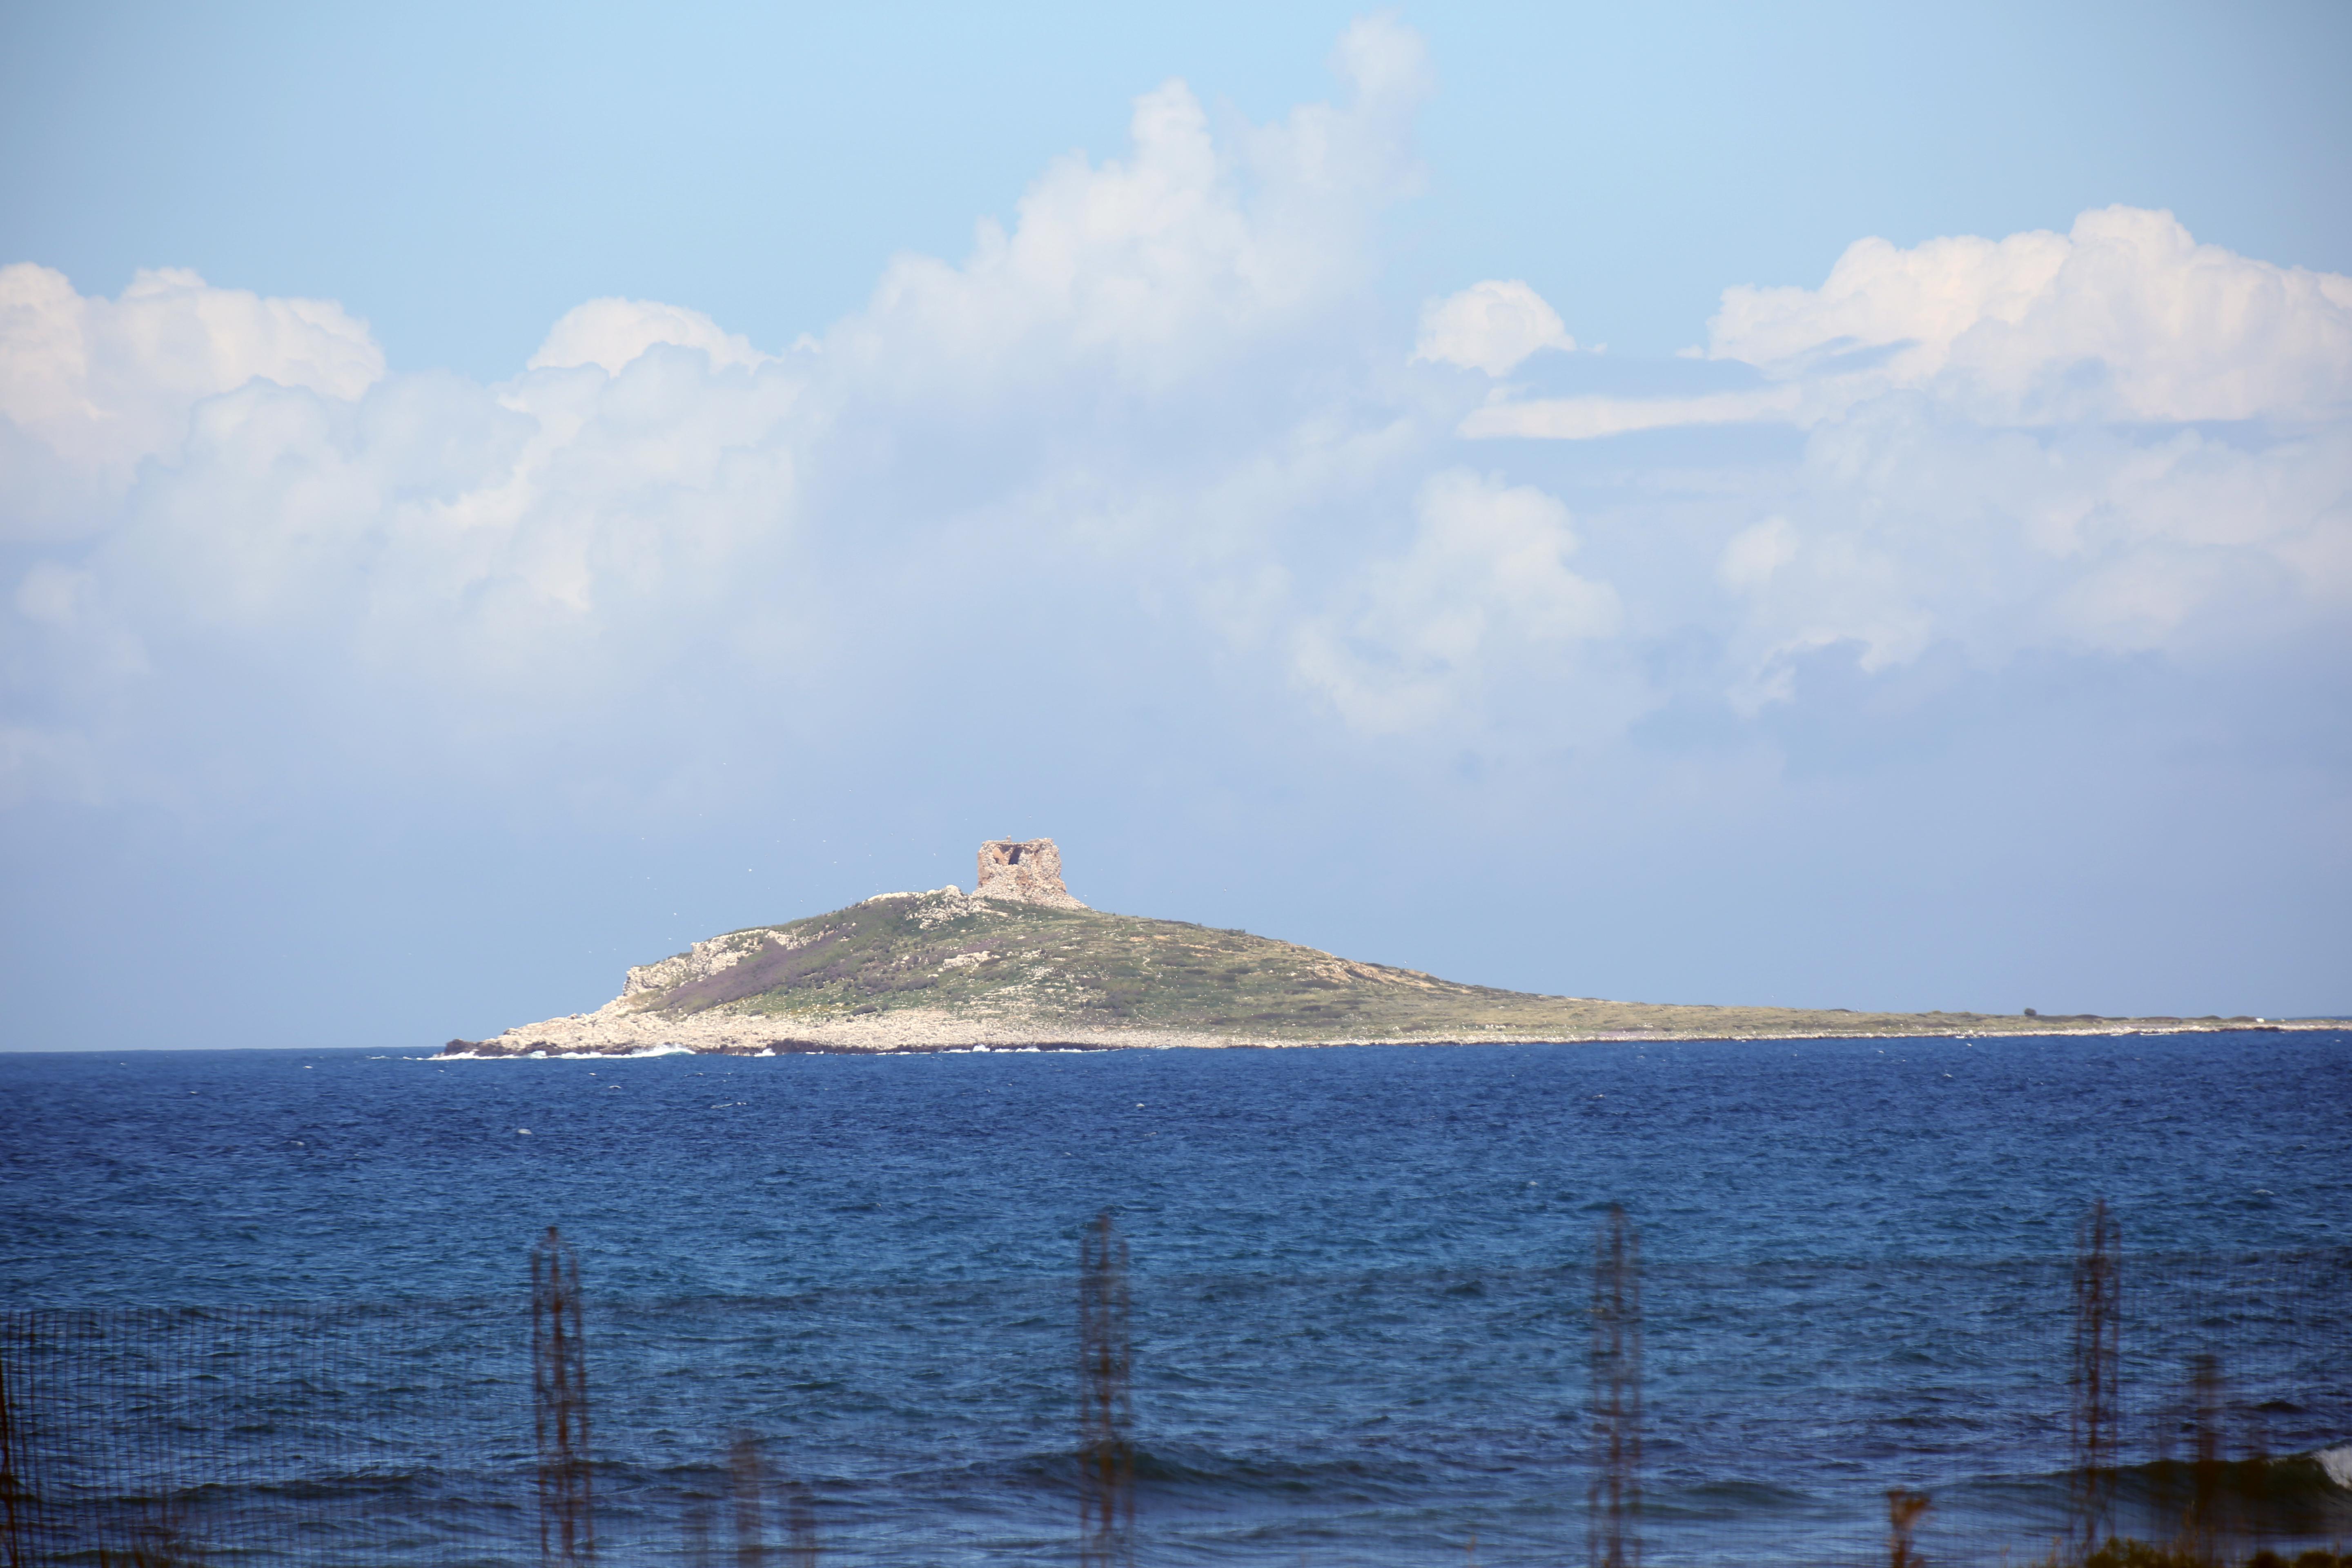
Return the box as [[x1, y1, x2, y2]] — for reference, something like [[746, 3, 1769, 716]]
[[975, 838, 1087, 909]]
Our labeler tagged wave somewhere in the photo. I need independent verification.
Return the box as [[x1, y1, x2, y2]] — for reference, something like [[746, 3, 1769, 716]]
[[2104, 1448, 2352, 1508]]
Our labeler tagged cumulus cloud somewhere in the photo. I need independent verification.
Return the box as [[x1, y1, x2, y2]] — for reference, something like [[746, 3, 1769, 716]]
[[1711, 410, 2352, 709], [1292, 469, 1622, 735], [1412, 280, 1574, 376], [1470, 207, 2352, 440], [1446, 207, 2352, 709], [0, 21, 1440, 805], [0, 264, 383, 539], [529, 298, 774, 376], [829, 17, 1428, 410], [2, 9, 2345, 825], [1708, 206, 2352, 424]]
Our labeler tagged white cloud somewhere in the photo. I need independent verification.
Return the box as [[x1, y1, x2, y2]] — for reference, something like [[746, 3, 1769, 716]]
[[0, 264, 383, 532], [2, 31, 2345, 818], [1412, 279, 1573, 376], [529, 298, 773, 376], [1717, 516, 1797, 594], [1708, 206, 2352, 425], [1292, 469, 1623, 735], [828, 18, 1427, 403], [0, 22, 1439, 804], [1431, 206, 2352, 711], [1461, 385, 1797, 440], [1468, 207, 2352, 440], [1715, 413, 2352, 706]]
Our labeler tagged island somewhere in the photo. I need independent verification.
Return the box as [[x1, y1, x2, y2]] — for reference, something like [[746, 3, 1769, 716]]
[[441, 838, 2293, 1057]]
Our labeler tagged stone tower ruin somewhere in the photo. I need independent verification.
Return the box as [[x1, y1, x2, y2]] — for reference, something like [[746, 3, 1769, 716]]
[[975, 837, 1087, 909]]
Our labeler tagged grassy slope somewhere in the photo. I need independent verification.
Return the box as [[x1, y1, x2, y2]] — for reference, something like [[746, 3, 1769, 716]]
[[624, 895, 2247, 1041]]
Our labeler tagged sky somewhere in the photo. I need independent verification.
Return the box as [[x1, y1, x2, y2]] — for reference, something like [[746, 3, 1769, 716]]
[[2, 2, 2348, 1049]]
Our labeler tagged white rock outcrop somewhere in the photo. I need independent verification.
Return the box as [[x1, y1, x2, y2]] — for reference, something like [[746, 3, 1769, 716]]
[[621, 924, 824, 996]]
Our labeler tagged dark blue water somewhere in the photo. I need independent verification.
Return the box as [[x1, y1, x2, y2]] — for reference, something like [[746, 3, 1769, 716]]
[[3, 1031, 2348, 1564]]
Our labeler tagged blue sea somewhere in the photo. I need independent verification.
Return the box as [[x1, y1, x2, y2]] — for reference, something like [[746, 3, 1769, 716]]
[[2, 1030, 2348, 1564]]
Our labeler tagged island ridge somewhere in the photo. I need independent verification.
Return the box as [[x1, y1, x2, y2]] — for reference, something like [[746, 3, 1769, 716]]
[[440, 839, 2299, 1057]]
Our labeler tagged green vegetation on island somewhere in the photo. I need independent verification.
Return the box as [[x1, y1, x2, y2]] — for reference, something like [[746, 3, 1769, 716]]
[[446, 838, 2294, 1056], [575, 891, 2260, 1046]]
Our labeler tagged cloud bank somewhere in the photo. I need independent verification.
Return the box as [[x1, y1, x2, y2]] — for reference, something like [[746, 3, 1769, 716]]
[[1461, 206, 2350, 704], [4, 41, 2345, 806], [0, 19, 2346, 1027]]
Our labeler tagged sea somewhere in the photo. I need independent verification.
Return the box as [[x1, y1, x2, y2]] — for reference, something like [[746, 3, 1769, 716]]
[[2, 1029, 2348, 1566]]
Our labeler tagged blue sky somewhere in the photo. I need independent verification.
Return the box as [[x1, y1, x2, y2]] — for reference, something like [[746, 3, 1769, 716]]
[[3, 2, 2348, 1047]]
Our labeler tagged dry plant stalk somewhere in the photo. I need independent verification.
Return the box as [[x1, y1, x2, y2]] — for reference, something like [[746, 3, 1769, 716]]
[[1589, 1204, 1642, 1568], [2069, 1198, 2122, 1561], [532, 1226, 596, 1566], [1888, 1488, 1931, 1568], [1078, 1210, 1134, 1568]]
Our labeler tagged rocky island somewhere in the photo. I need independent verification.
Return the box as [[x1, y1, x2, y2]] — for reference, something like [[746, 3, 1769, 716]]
[[443, 838, 2291, 1058]]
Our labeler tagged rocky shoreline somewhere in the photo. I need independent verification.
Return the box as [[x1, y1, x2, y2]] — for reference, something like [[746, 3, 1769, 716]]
[[437, 1014, 2319, 1060]]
